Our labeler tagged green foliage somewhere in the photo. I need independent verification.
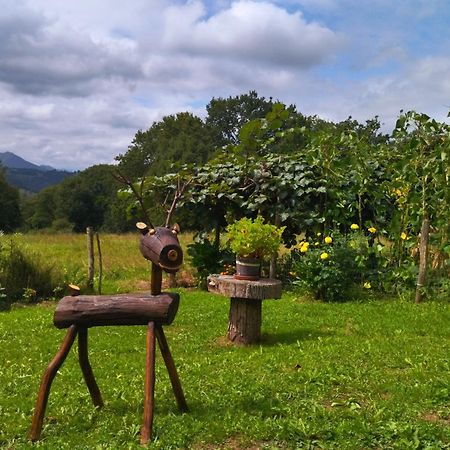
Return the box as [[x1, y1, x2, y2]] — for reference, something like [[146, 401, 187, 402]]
[[4, 166, 72, 193], [224, 216, 285, 259], [289, 231, 360, 301], [187, 234, 234, 289], [386, 111, 450, 261], [205, 90, 275, 146], [116, 112, 216, 179], [0, 235, 56, 304], [24, 164, 130, 233], [0, 169, 21, 232], [140, 103, 390, 249]]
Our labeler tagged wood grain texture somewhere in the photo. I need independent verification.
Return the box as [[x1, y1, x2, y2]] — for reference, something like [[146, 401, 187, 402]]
[[228, 298, 262, 345], [78, 328, 103, 407], [140, 322, 156, 445], [151, 263, 162, 295], [155, 326, 189, 413], [139, 226, 183, 272], [207, 275, 282, 300], [29, 325, 78, 441], [54, 293, 180, 328]]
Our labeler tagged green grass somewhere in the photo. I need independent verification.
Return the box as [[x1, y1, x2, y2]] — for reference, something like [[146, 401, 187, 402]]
[[1, 292, 449, 449], [7, 232, 194, 295]]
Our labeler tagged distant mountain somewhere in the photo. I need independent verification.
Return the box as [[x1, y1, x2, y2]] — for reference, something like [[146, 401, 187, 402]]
[[0, 151, 73, 193], [0, 151, 56, 171]]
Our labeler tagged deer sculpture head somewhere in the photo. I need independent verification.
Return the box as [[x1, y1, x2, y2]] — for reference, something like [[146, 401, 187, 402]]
[[136, 222, 183, 274]]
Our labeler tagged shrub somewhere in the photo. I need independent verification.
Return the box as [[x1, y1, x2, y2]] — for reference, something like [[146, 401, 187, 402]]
[[0, 236, 57, 304], [284, 226, 415, 301], [224, 216, 285, 259], [290, 232, 360, 301], [187, 234, 234, 289]]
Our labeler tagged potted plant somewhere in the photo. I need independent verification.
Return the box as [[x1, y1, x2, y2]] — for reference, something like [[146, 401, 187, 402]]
[[224, 216, 285, 280]]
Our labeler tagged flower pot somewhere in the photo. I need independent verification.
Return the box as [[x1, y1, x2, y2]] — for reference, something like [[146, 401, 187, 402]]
[[235, 256, 261, 281]]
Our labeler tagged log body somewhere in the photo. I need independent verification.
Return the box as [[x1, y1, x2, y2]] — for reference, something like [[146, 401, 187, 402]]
[[54, 293, 179, 328]]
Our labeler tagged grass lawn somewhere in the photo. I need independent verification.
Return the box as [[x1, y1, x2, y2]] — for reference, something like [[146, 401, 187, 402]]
[[7, 232, 194, 294], [1, 291, 449, 449]]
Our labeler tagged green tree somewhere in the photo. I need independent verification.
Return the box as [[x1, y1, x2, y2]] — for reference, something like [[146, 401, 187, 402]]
[[24, 187, 57, 230], [25, 165, 130, 232], [387, 111, 450, 302], [116, 112, 216, 179], [0, 168, 21, 231], [206, 90, 275, 146]]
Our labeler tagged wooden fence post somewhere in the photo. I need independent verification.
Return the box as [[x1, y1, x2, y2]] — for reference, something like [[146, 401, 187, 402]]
[[87, 227, 95, 289], [415, 215, 430, 304], [95, 233, 103, 295]]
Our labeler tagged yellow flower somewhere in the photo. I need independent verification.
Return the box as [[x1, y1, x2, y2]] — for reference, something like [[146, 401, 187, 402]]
[[400, 232, 407, 240], [325, 236, 333, 244], [316, 232, 322, 237], [363, 281, 372, 289], [368, 227, 377, 234], [300, 244, 309, 253], [320, 252, 329, 260], [350, 223, 359, 230]]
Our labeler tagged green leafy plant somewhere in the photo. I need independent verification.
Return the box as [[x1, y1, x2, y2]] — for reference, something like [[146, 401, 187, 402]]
[[224, 216, 285, 260], [290, 231, 360, 301], [187, 234, 234, 289], [0, 236, 56, 304]]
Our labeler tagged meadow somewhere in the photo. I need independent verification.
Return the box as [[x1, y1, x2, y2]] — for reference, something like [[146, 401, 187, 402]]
[[0, 233, 449, 449]]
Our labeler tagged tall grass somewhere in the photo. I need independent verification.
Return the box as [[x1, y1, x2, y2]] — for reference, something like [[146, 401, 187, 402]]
[[1, 232, 194, 304], [0, 235, 56, 306]]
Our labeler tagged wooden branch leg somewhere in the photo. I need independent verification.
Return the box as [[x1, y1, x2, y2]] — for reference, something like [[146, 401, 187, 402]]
[[78, 327, 103, 408], [141, 322, 156, 445], [155, 326, 189, 413], [29, 325, 78, 441]]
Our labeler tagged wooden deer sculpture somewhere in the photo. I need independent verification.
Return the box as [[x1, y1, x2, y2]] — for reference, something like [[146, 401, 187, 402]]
[[29, 222, 188, 445]]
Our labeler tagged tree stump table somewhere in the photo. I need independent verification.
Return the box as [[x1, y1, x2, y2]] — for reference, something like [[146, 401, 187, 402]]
[[207, 275, 282, 345]]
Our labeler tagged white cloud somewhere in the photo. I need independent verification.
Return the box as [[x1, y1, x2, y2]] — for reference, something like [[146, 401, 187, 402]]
[[0, 6, 143, 96], [0, 0, 449, 170], [162, 1, 341, 67]]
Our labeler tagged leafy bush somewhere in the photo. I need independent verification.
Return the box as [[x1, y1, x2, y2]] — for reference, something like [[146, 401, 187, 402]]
[[187, 234, 234, 289], [224, 216, 285, 259], [0, 236, 57, 304], [283, 226, 423, 301], [284, 227, 387, 301], [290, 232, 360, 301]]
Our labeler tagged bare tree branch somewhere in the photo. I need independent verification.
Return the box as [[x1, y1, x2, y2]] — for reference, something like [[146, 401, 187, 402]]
[[165, 176, 192, 227], [113, 169, 154, 228]]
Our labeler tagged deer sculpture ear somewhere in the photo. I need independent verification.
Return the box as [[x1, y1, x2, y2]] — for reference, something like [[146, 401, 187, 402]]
[[136, 222, 156, 235], [171, 223, 180, 234], [136, 222, 148, 235]]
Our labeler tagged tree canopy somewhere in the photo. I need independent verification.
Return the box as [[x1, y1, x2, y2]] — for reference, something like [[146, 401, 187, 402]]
[[24, 165, 129, 233], [115, 112, 217, 179], [205, 90, 275, 146]]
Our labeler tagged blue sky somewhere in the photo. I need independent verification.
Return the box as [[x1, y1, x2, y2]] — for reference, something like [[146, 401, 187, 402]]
[[1, 0, 449, 169]]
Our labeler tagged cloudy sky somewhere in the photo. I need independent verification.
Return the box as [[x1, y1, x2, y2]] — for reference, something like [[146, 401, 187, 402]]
[[1, 0, 450, 170]]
